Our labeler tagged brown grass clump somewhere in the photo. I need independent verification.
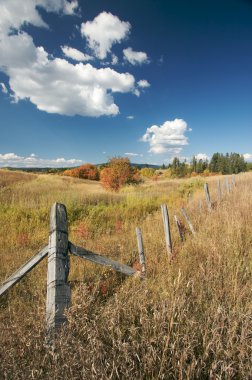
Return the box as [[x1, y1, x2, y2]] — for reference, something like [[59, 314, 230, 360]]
[[0, 172, 252, 379]]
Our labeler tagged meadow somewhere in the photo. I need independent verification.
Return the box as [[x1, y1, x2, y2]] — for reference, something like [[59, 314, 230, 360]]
[[0, 169, 252, 379]]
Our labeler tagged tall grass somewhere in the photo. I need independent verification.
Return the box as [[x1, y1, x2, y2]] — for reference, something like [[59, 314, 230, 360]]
[[0, 170, 251, 379]]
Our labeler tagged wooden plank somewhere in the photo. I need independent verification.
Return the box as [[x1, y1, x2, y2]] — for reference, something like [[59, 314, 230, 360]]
[[204, 183, 212, 211], [217, 179, 222, 203], [68, 241, 137, 276], [136, 227, 146, 276], [46, 203, 70, 339], [181, 208, 196, 235], [161, 204, 172, 257], [0, 245, 48, 297], [174, 215, 184, 242]]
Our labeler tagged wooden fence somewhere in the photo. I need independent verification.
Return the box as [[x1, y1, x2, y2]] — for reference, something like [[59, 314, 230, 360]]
[[0, 174, 237, 341], [0, 203, 145, 341]]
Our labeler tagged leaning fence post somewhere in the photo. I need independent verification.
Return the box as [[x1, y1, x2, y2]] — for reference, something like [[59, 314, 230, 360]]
[[181, 208, 196, 235], [204, 183, 212, 211], [217, 179, 222, 203], [46, 203, 71, 341], [174, 215, 184, 242], [136, 227, 146, 277], [161, 204, 173, 257]]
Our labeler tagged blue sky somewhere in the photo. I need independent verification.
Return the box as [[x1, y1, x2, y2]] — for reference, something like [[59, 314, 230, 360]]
[[0, 0, 252, 167]]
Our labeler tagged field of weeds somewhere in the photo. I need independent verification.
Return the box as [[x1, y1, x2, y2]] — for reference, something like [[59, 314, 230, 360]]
[[0, 169, 252, 379]]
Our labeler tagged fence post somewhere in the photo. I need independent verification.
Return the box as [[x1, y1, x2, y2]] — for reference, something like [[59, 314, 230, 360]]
[[204, 183, 212, 211], [46, 203, 70, 341], [161, 204, 173, 257], [181, 208, 196, 235], [174, 215, 184, 242], [136, 227, 146, 277]]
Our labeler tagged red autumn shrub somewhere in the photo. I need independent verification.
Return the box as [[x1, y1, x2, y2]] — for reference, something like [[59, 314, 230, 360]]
[[100, 157, 140, 191], [63, 164, 99, 180]]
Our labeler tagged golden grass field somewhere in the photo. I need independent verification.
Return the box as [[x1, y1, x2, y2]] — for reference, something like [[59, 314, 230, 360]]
[[0, 169, 252, 379]]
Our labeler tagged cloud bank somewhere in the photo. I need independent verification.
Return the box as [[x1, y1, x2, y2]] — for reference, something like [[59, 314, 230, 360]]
[[0, 152, 83, 168]]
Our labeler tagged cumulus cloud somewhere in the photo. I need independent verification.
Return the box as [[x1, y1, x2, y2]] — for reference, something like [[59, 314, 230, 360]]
[[137, 79, 150, 88], [0, 2, 146, 117], [243, 153, 252, 162], [0, 0, 78, 35], [0, 82, 8, 93], [194, 153, 209, 161], [0, 32, 135, 116], [81, 12, 131, 59], [123, 47, 149, 65], [0, 152, 83, 168], [61, 45, 93, 62], [141, 119, 191, 154]]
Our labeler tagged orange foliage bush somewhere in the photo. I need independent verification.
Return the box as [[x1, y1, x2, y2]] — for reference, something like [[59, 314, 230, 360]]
[[63, 163, 99, 180], [100, 157, 140, 191]]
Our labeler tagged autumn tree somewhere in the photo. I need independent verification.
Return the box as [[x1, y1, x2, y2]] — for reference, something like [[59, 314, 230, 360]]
[[100, 157, 140, 191]]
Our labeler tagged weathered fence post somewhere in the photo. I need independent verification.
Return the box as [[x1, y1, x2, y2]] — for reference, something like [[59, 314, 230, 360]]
[[217, 179, 222, 203], [136, 227, 146, 277], [174, 215, 184, 242], [225, 177, 230, 194], [204, 183, 212, 211], [161, 204, 173, 257], [181, 208, 196, 235], [46, 203, 70, 341]]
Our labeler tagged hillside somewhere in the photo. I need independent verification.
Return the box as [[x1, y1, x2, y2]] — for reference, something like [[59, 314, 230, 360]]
[[0, 170, 252, 379]]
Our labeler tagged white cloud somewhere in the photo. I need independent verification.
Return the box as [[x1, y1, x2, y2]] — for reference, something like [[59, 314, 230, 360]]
[[125, 152, 143, 157], [61, 45, 93, 62], [0, 82, 8, 93], [0, 3, 144, 117], [111, 54, 119, 65], [0, 152, 83, 168], [194, 153, 209, 161], [0, 0, 79, 35], [141, 119, 191, 154], [123, 47, 149, 65], [243, 153, 252, 162], [0, 32, 135, 117], [126, 115, 134, 119], [81, 12, 131, 59], [133, 89, 140, 97], [137, 79, 150, 88]]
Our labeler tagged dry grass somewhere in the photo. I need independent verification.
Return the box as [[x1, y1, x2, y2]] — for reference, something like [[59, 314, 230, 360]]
[[0, 171, 252, 379]]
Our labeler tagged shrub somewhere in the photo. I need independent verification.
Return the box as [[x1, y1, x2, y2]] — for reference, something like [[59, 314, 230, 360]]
[[100, 157, 140, 191], [63, 164, 99, 180]]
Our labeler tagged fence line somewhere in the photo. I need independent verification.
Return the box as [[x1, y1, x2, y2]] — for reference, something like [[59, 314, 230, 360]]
[[0, 174, 237, 341]]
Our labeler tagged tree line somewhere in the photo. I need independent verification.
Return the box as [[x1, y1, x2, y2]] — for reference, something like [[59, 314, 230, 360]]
[[167, 152, 247, 178]]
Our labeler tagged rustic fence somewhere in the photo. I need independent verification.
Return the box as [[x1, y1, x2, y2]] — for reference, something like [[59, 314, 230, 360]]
[[0, 203, 145, 341], [0, 174, 237, 340]]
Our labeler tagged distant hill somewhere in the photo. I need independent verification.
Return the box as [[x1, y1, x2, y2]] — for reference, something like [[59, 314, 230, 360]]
[[1, 163, 162, 173]]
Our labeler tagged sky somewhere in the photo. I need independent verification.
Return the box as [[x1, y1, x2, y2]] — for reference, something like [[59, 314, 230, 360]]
[[0, 0, 252, 167]]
